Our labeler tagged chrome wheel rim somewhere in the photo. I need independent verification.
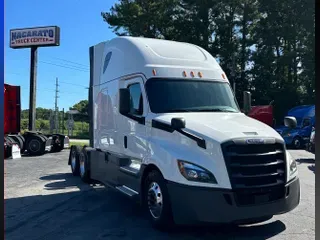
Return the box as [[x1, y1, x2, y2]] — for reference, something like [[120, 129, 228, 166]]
[[147, 182, 163, 219], [294, 139, 301, 148]]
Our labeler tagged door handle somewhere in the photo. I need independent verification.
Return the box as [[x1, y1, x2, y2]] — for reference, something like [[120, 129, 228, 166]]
[[124, 136, 127, 149]]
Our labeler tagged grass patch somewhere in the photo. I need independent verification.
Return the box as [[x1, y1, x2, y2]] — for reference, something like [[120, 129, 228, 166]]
[[69, 141, 89, 147]]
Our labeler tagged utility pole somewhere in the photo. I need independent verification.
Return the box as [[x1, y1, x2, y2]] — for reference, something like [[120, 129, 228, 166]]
[[62, 108, 65, 135], [54, 77, 59, 134]]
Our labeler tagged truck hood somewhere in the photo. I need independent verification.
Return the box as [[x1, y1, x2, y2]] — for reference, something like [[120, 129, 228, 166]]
[[154, 112, 284, 144]]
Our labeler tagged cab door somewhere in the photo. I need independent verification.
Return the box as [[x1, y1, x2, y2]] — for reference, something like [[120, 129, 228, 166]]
[[117, 77, 148, 192]]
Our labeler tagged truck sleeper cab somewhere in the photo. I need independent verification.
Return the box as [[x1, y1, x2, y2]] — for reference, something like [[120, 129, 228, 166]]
[[68, 37, 300, 229]]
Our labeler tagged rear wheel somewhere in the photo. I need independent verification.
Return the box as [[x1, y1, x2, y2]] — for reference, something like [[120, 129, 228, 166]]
[[5, 136, 15, 144], [310, 143, 315, 153], [56, 135, 65, 152], [144, 170, 174, 230], [8, 135, 24, 153], [79, 148, 91, 183], [69, 145, 81, 176], [26, 135, 46, 156], [4, 137, 12, 158], [17, 135, 26, 153]]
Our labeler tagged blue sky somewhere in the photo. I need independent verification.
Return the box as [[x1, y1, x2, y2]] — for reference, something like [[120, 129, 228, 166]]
[[5, 0, 117, 110]]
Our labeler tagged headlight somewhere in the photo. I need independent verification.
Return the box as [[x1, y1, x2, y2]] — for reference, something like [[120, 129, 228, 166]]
[[290, 158, 297, 174], [286, 151, 298, 180], [177, 160, 217, 184]]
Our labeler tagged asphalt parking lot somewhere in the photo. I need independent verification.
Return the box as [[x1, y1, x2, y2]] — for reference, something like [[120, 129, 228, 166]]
[[5, 149, 315, 240]]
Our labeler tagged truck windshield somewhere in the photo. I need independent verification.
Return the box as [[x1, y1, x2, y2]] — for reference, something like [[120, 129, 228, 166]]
[[145, 79, 240, 113]]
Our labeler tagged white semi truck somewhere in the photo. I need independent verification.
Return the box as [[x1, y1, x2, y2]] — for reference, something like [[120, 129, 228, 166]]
[[68, 36, 300, 229]]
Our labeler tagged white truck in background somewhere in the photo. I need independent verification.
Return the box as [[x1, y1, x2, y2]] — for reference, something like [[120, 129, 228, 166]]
[[68, 36, 300, 229]]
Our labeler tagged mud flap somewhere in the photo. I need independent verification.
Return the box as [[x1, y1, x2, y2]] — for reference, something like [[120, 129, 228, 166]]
[[11, 143, 21, 159], [45, 137, 53, 152]]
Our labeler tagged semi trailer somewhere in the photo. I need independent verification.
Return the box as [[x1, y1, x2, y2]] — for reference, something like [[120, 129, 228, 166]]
[[4, 83, 70, 158], [68, 37, 300, 229]]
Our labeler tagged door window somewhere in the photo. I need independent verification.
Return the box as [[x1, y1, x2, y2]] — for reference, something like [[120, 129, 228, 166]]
[[128, 83, 143, 115]]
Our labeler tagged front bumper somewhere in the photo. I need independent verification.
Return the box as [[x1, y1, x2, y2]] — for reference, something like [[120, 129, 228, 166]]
[[167, 177, 300, 225]]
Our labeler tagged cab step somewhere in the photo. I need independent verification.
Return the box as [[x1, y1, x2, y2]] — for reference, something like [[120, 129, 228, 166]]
[[115, 185, 138, 197]]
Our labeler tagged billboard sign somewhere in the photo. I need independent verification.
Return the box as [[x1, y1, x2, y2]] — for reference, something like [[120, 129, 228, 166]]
[[10, 26, 60, 49]]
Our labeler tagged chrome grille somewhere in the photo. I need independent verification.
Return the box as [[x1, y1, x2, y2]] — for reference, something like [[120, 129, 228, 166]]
[[221, 140, 287, 206]]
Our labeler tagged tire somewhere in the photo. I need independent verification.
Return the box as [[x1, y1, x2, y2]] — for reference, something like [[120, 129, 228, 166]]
[[50, 135, 59, 152], [26, 135, 46, 156], [4, 137, 12, 158], [6, 136, 15, 144], [79, 148, 91, 183], [310, 144, 315, 153], [17, 135, 26, 153], [51, 135, 64, 152], [143, 170, 174, 230], [292, 136, 302, 149], [8, 135, 24, 153], [56, 135, 65, 152], [69, 145, 81, 176]]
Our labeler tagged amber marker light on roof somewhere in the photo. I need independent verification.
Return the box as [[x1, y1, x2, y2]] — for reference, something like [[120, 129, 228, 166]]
[[222, 73, 226, 79], [198, 72, 203, 78], [182, 71, 187, 77], [190, 71, 195, 77]]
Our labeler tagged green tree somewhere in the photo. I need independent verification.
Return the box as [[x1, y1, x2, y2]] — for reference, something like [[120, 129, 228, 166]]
[[70, 100, 89, 115], [101, 0, 315, 121], [69, 100, 89, 122]]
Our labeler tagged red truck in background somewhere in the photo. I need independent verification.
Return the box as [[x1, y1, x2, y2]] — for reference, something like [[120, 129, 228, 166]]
[[4, 83, 70, 158], [248, 104, 275, 127]]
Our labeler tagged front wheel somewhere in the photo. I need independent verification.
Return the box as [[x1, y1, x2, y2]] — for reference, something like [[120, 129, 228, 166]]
[[292, 137, 303, 149], [309, 144, 315, 153], [144, 170, 174, 230]]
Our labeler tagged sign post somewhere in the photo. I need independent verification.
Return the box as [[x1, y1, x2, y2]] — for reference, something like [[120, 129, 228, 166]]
[[10, 26, 60, 131], [29, 46, 38, 131]]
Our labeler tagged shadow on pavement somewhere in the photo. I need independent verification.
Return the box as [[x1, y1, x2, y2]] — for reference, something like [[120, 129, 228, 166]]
[[296, 158, 315, 164], [39, 172, 101, 191], [308, 165, 315, 173], [167, 220, 286, 239], [296, 158, 315, 174], [5, 173, 287, 240]]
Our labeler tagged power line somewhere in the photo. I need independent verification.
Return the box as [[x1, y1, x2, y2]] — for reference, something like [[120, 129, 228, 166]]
[[40, 60, 89, 70], [39, 61, 89, 72], [59, 90, 87, 95], [59, 81, 88, 88], [6, 72, 89, 88], [45, 56, 89, 68], [20, 87, 86, 95]]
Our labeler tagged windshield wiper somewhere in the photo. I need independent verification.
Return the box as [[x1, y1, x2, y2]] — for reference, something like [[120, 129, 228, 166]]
[[165, 108, 237, 113], [194, 108, 237, 113], [165, 109, 193, 113]]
